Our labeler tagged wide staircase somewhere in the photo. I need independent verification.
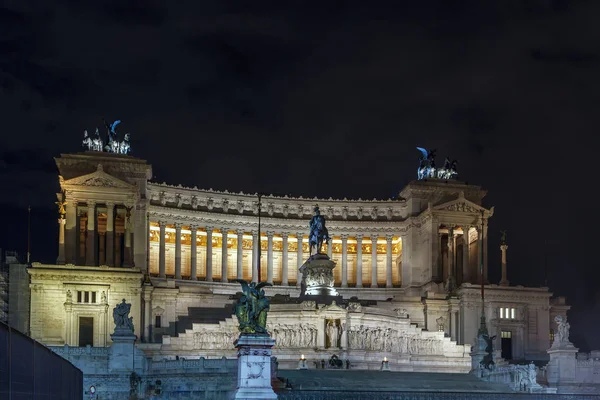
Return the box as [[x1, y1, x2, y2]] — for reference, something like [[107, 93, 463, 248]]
[[275, 370, 599, 400], [160, 303, 236, 340]]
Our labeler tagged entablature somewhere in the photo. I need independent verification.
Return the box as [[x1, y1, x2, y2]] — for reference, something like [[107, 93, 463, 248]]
[[28, 263, 143, 284], [149, 206, 414, 235], [147, 182, 409, 222]]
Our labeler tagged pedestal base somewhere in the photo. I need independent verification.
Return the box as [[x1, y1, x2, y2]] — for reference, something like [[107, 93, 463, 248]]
[[234, 334, 277, 400], [299, 254, 338, 296], [109, 332, 136, 372]]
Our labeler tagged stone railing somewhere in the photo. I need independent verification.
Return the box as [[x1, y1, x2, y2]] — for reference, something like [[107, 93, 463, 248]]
[[475, 363, 546, 393], [49, 344, 110, 357], [149, 356, 236, 373]]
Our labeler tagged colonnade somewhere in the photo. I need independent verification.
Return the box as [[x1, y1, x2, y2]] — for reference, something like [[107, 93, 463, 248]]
[[59, 199, 134, 267], [150, 222, 400, 288]]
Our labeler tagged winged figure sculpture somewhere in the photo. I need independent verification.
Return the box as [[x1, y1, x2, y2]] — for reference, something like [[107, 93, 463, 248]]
[[232, 279, 272, 334]]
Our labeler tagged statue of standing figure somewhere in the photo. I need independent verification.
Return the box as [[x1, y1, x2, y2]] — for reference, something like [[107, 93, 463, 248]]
[[327, 320, 339, 348], [309, 206, 331, 256], [113, 299, 134, 333]]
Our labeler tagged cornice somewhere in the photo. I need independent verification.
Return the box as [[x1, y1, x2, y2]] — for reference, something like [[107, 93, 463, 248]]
[[28, 263, 143, 283]]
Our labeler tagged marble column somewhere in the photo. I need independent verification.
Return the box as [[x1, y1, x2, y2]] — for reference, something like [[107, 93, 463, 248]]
[[500, 244, 509, 286], [65, 195, 77, 264], [221, 228, 228, 283], [99, 232, 106, 265], [206, 227, 213, 282], [267, 231, 274, 284], [281, 233, 289, 285], [142, 287, 153, 343], [106, 202, 115, 266], [115, 233, 122, 267], [341, 234, 348, 288], [175, 223, 182, 280], [252, 230, 259, 283], [356, 234, 363, 288], [159, 221, 166, 279], [123, 206, 133, 267], [462, 226, 470, 284], [57, 217, 66, 265], [386, 234, 393, 288], [370, 234, 378, 288], [190, 226, 198, 280], [327, 238, 333, 259], [236, 229, 244, 280], [296, 233, 303, 286], [85, 201, 96, 266], [447, 227, 455, 289], [476, 227, 482, 282]]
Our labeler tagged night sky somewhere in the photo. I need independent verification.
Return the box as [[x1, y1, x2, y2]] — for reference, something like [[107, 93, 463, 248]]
[[1, 1, 599, 350]]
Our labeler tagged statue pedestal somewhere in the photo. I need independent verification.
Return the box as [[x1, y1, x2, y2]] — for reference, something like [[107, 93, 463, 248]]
[[234, 334, 277, 400], [547, 341, 578, 386], [470, 334, 490, 374], [109, 332, 136, 372], [299, 254, 338, 296]]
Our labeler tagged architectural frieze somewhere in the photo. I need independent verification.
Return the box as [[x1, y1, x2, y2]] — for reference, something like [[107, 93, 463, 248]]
[[148, 206, 415, 234]]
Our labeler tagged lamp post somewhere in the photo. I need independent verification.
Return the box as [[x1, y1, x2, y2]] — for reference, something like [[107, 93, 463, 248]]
[[478, 209, 488, 336]]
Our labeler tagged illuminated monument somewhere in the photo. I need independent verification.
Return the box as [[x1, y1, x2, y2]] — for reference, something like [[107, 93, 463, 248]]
[[26, 128, 598, 396]]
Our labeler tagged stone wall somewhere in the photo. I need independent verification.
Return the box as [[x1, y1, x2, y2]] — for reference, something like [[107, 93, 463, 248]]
[[50, 344, 237, 399]]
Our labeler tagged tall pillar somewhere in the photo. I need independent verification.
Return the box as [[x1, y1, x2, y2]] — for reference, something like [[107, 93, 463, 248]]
[[341, 234, 348, 288], [85, 201, 96, 266], [221, 228, 228, 283], [281, 233, 289, 285], [98, 232, 106, 265], [142, 287, 153, 343], [159, 221, 166, 278], [483, 219, 489, 283], [447, 227, 455, 291], [57, 217, 66, 265], [267, 231, 274, 284], [476, 227, 482, 282], [500, 243, 509, 286], [174, 223, 182, 280], [296, 233, 303, 286], [206, 227, 213, 282], [437, 230, 443, 282], [356, 234, 363, 288], [123, 206, 133, 267], [370, 234, 378, 288], [236, 229, 244, 280], [252, 230, 259, 283], [190, 225, 198, 280], [462, 226, 470, 284], [106, 202, 115, 266], [65, 195, 77, 264], [115, 233, 122, 267], [327, 238, 333, 259], [385, 234, 393, 288], [401, 233, 411, 287]]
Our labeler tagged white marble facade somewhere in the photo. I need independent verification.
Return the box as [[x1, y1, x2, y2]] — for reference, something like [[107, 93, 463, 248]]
[[27, 151, 569, 367]]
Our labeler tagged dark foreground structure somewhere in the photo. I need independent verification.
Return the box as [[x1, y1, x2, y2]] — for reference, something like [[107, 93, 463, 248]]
[[0, 320, 83, 399]]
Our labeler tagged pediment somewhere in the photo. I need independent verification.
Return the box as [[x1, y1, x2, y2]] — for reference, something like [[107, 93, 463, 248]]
[[433, 196, 488, 215], [61, 164, 134, 190]]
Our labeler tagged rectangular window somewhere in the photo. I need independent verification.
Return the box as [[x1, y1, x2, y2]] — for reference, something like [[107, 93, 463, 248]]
[[155, 315, 161, 328], [92, 292, 96, 303], [77, 291, 82, 303], [500, 307, 516, 319], [84, 291, 89, 303], [501, 331, 512, 339]]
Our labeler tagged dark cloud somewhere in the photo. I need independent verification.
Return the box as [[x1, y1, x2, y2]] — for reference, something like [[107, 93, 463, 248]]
[[1, 0, 600, 349]]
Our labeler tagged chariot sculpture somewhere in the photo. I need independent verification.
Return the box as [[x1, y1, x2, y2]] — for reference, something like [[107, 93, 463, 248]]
[[82, 118, 131, 155], [416, 147, 458, 180]]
